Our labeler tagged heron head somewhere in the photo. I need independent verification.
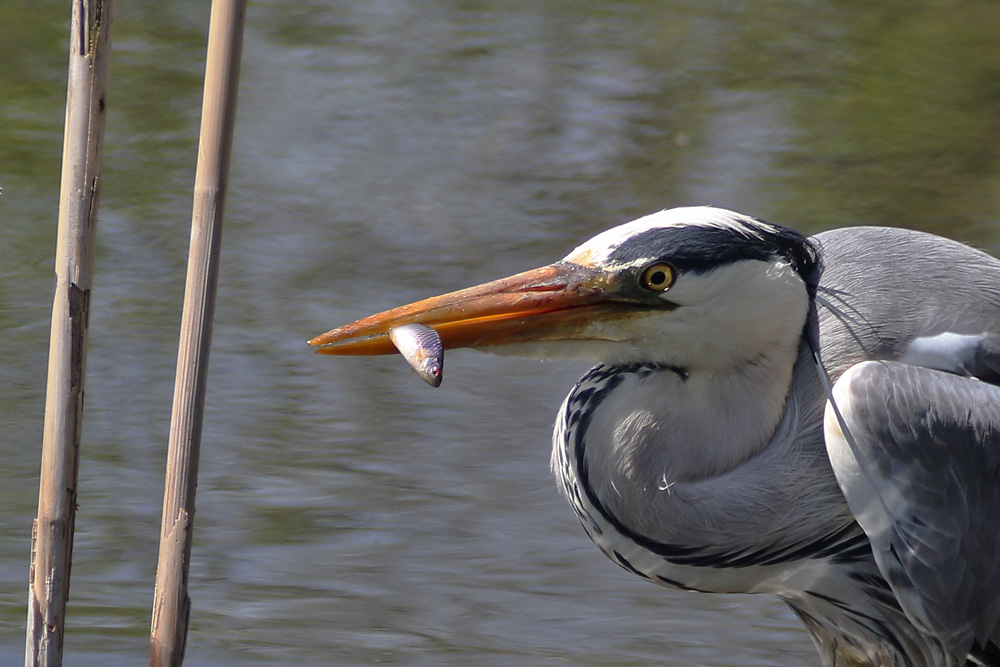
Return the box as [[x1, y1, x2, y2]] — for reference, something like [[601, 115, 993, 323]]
[[310, 207, 819, 373]]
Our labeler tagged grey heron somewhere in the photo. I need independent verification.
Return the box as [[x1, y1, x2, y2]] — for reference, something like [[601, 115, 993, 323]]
[[310, 206, 1000, 667]]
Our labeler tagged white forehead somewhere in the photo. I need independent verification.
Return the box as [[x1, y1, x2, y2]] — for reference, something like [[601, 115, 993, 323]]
[[564, 206, 769, 267]]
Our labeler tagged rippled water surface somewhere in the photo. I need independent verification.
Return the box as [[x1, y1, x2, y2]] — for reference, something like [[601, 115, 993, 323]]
[[4, 1, 1000, 665]]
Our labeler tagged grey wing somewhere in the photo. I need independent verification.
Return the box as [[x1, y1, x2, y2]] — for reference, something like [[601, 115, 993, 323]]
[[824, 359, 1000, 659]]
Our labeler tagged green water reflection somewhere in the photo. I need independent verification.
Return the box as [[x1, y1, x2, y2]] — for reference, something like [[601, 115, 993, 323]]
[[3, 0, 1000, 664]]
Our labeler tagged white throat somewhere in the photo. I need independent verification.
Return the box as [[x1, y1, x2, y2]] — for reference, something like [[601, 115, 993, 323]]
[[585, 349, 797, 492]]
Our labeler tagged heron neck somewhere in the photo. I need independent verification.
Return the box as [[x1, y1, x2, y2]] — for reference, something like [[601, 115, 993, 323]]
[[566, 336, 816, 550], [590, 354, 793, 481]]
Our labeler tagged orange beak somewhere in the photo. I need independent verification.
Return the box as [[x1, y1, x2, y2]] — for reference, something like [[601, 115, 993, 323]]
[[309, 261, 627, 356]]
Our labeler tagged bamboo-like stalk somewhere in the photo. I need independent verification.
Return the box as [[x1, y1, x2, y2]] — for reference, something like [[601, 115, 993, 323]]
[[148, 0, 246, 664], [25, 1, 115, 665]]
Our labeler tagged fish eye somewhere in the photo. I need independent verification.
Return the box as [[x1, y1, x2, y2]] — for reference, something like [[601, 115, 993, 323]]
[[639, 263, 675, 292]]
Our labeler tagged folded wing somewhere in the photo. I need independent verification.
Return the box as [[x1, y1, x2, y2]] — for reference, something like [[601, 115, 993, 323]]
[[824, 359, 1000, 659]]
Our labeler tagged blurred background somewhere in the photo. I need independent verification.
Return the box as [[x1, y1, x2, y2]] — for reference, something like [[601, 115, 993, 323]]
[[3, 1, 1000, 665]]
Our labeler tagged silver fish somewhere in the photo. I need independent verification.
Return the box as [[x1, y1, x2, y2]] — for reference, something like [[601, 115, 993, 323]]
[[388, 323, 444, 387]]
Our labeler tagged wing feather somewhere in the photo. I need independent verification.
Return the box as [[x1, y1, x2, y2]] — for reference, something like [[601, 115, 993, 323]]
[[824, 360, 1000, 658]]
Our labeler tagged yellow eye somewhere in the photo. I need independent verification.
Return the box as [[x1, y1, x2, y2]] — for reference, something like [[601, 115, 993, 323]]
[[639, 263, 675, 292]]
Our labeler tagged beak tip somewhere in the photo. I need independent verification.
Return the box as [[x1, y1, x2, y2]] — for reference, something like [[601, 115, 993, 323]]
[[308, 328, 398, 356], [308, 329, 340, 346]]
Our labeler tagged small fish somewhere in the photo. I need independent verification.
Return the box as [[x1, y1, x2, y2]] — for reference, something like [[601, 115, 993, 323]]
[[388, 323, 444, 387]]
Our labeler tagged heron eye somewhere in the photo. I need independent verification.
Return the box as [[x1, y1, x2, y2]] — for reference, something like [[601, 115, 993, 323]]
[[639, 263, 675, 292]]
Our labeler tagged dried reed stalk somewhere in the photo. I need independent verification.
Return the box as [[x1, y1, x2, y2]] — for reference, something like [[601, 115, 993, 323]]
[[26, 1, 114, 665], [149, 0, 246, 664]]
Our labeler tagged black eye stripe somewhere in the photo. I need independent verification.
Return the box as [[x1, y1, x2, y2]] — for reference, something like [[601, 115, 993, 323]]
[[608, 222, 818, 282]]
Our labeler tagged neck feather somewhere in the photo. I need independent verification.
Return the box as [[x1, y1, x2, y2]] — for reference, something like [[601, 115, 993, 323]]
[[556, 332, 841, 556], [583, 350, 795, 492]]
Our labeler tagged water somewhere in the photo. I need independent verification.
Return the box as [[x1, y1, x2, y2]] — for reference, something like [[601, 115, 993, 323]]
[[4, 1, 1000, 665]]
